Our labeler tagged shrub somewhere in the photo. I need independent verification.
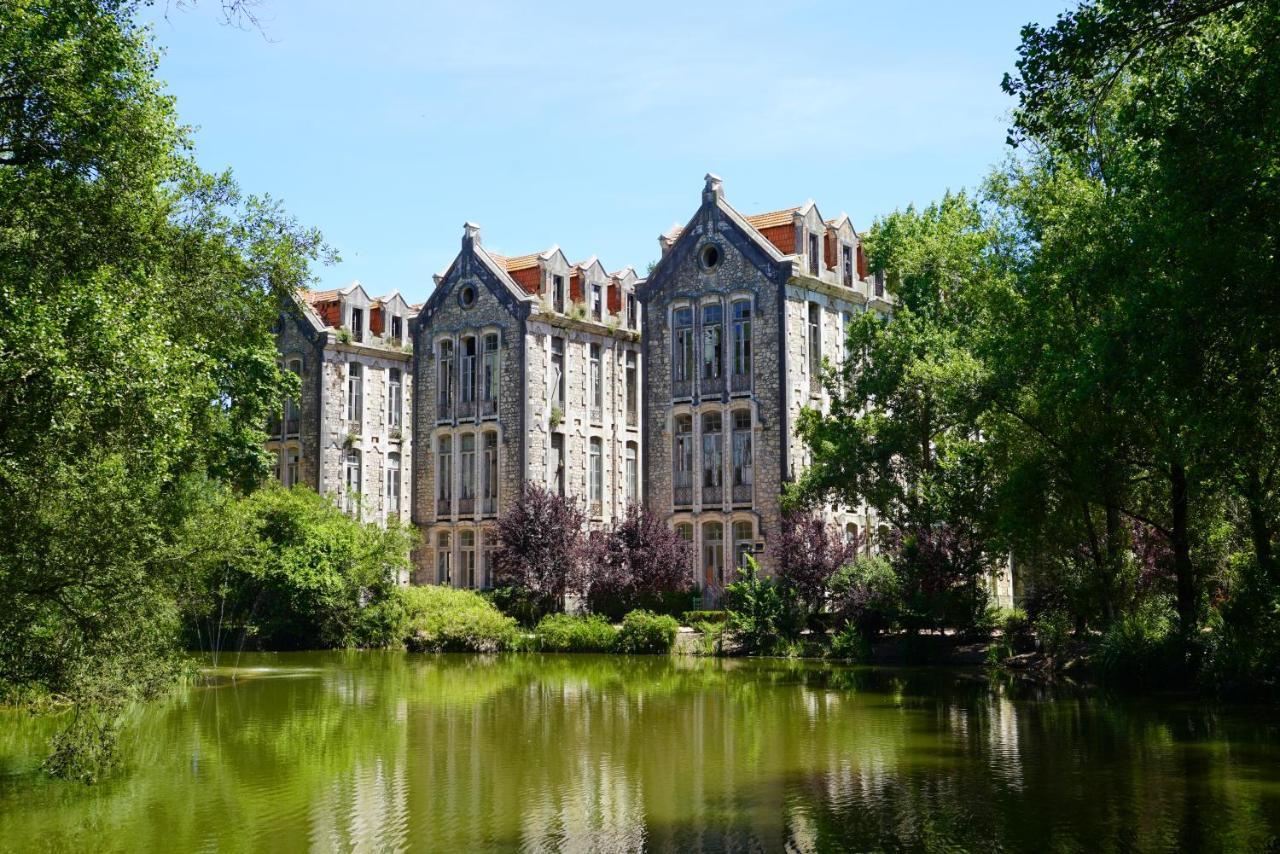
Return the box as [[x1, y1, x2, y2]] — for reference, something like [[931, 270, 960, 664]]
[[692, 620, 726, 656], [770, 512, 857, 620], [829, 624, 872, 662], [613, 610, 679, 655], [534, 613, 618, 653], [893, 524, 993, 634], [683, 610, 726, 625], [724, 555, 797, 654], [1095, 598, 1179, 686], [1200, 587, 1280, 699], [493, 483, 587, 619], [1032, 608, 1073, 660], [399, 585, 519, 653], [583, 504, 694, 619], [828, 555, 899, 636]]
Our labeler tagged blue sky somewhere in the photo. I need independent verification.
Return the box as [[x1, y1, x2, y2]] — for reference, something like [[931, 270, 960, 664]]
[[142, 0, 1066, 303]]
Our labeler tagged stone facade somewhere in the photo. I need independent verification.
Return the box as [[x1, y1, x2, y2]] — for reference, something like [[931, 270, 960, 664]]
[[409, 225, 642, 587], [637, 175, 892, 598], [268, 283, 415, 582]]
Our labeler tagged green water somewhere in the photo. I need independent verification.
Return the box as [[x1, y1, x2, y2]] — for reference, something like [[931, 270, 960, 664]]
[[1, 653, 1278, 852]]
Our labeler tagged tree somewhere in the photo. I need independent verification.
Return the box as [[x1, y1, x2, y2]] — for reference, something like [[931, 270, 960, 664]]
[[584, 504, 693, 619], [0, 0, 328, 779], [493, 483, 587, 616], [769, 512, 857, 618]]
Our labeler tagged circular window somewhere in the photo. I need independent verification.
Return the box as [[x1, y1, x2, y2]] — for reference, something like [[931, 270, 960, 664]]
[[699, 243, 722, 271], [458, 285, 476, 308]]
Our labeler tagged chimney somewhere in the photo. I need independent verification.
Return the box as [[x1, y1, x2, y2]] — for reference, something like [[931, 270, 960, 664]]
[[462, 222, 481, 248], [703, 173, 724, 204]]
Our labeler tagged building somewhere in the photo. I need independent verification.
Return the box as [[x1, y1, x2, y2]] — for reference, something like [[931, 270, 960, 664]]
[[408, 224, 642, 587], [637, 175, 893, 597], [268, 282, 416, 547]]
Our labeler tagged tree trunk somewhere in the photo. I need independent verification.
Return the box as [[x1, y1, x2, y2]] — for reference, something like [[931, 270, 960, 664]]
[[1245, 467, 1276, 586], [1170, 462, 1197, 640]]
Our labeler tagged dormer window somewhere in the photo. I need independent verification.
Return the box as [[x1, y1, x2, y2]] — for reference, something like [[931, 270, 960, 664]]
[[553, 275, 565, 313], [350, 307, 364, 342], [390, 315, 403, 343], [808, 232, 819, 275], [626, 294, 638, 330], [591, 284, 603, 321], [842, 244, 853, 287]]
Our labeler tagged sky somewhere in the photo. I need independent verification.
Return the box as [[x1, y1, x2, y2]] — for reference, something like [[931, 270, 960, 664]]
[[141, 0, 1067, 303]]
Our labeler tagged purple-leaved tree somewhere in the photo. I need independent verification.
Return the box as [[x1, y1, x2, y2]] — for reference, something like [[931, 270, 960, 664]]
[[493, 482, 587, 613], [769, 511, 859, 616], [585, 503, 693, 618]]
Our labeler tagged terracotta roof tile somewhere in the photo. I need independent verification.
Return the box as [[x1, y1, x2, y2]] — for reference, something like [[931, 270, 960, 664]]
[[304, 288, 342, 304], [501, 251, 545, 272], [745, 207, 801, 230]]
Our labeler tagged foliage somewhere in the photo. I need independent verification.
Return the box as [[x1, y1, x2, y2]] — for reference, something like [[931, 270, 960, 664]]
[[692, 621, 726, 656], [534, 613, 618, 653], [893, 525, 992, 634], [613, 610, 679, 655], [1094, 597, 1180, 687], [399, 585, 519, 654], [178, 483, 411, 652], [1032, 609, 1073, 661], [828, 555, 900, 637], [583, 503, 693, 620], [0, 0, 329, 778], [828, 624, 872, 662], [493, 482, 586, 619], [724, 555, 799, 655], [769, 512, 857, 619], [682, 610, 727, 625]]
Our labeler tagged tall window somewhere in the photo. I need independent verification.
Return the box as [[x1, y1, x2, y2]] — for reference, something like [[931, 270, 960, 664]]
[[672, 307, 694, 396], [732, 409, 752, 503], [460, 335, 478, 415], [285, 448, 299, 488], [624, 351, 638, 427], [482, 432, 498, 514], [350, 306, 364, 342], [673, 415, 693, 506], [591, 284, 603, 320], [481, 533, 495, 589], [703, 522, 724, 588], [553, 274, 566, 313], [625, 442, 638, 504], [589, 343, 602, 423], [874, 269, 885, 298], [436, 532, 452, 585], [701, 303, 723, 388], [459, 433, 476, 513], [388, 367, 402, 429], [550, 336, 565, 409], [676, 523, 695, 577], [702, 411, 723, 503], [551, 432, 566, 496], [481, 333, 499, 416], [437, 340, 454, 420], [733, 521, 754, 572], [808, 231, 819, 275], [589, 437, 603, 513], [386, 452, 401, 514], [731, 299, 751, 391], [842, 244, 854, 286], [460, 531, 476, 589], [390, 315, 403, 343], [284, 358, 302, 436], [808, 302, 822, 392], [437, 435, 452, 515], [346, 362, 363, 425], [626, 294, 638, 330], [343, 448, 361, 515]]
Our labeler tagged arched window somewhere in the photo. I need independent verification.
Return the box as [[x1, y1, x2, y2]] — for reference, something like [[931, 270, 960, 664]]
[[481, 333, 499, 417], [589, 437, 603, 515], [285, 447, 300, 489], [482, 432, 499, 515], [459, 434, 476, 513], [347, 362, 363, 425], [460, 530, 476, 588], [388, 367, 402, 429], [437, 435, 452, 516], [436, 531, 452, 586], [672, 306, 694, 398], [730, 300, 751, 391], [460, 335, 478, 417], [702, 411, 723, 504], [676, 522, 695, 578], [437, 340, 454, 420], [673, 415, 693, 507], [343, 448, 361, 516], [731, 409, 752, 504], [625, 442, 638, 505], [702, 522, 724, 588], [285, 358, 302, 436], [385, 452, 401, 515], [701, 302, 723, 390], [845, 522, 859, 549], [733, 520, 754, 573]]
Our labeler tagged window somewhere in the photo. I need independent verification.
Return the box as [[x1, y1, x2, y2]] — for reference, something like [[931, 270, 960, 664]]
[[673, 415, 693, 506], [284, 358, 302, 436], [459, 434, 476, 512], [589, 343, 602, 423], [436, 532, 452, 585], [701, 303, 723, 386], [437, 435, 452, 515], [589, 437, 603, 512], [874, 269, 885, 298], [553, 275, 566, 313], [808, 231, 819, 275], [460, 530, 476, 588], [624, 351, 638, 427], [731, 300, 751, 390], [842, 244, 854, 287], [703, 522, 724, 588], [388, 367, 402, 429], [346, 362, 363, 425], [702, 411, 723, 503], [840, 312, 852, 367], [551, 432, 566, 496], [732, 409, 752, 503], [437, 340, 454, 419], [481, 533, 495, 589], [845, 522, 860, 548], [591, 284, 603, 321], [676, 523, 695, 576], [482, 432, 498, 514], [626, 294, 638, 329], [285, 448, 299, 488], [343, 448, 361, 515], [390, 315, 403, 343], [460, 335, 478, 413], [481, 333, 499, 416], [386, 452, 401, 514], [350, 306, 364, 342], [672, 307, 695, 396], [733, 521, 754, 572], [550, 336, 565, 409], [699, 243, 721, 270], [625, 442, 638, 504], [459, 285, 476, 308], [808, 302, 822, 391]]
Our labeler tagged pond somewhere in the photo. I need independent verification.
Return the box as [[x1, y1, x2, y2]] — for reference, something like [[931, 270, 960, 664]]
[[1, 652, 1278, 852]]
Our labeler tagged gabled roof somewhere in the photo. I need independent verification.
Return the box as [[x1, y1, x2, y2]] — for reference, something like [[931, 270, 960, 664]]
[[744, 207, 800, 230]]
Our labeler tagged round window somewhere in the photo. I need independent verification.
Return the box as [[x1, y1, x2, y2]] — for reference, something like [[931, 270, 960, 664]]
[[459, 285, 476, 308], [699, 244, 722, 271]]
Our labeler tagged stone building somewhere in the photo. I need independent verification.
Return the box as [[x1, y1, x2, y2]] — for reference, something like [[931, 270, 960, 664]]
[[637, 175, 894, 597], [408, 224, 642, 587], [268, 282, 416, 544]]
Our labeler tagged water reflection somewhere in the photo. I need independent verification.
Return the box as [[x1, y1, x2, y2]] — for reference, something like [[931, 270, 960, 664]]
[[1, 653, 1278, 852]]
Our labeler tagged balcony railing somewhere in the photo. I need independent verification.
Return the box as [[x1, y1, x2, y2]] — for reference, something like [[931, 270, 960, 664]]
[[268, 416, 282, 438], [458, 497, 475, 516], [285, 416, 299, 437], [702, 373, 724, 397], [590, 501, 602, 518], [437, 497, 452, 516], [673, 471, 693, 507], [437, 400, 453, 422], [481, 497, 497, 516], [672, 378, 694, 400], [732, 482, 753, 505], [810, 371, 823, 396], [730, 372, 751, 394], [702, 483, 723, 506], [480, 398, 498, 418]]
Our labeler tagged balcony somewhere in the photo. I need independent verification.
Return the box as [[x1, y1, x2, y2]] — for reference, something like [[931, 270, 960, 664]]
[[267, 416, 282, 438], [702, 373, 724, 397], [730, 372, 751, 395], [458, 399, 476, 420], [673, 471, 693, 507], [437, 497, 452, 516], [810, 371, 823, 397], [590, 501, 602, 518], [702, 483, 723, 506], [437, 401, 453, 423], [480, 398, 498, 419], [285, 416, 299, 437], [672, 378, 694, 400], [458, 497, 475, 516], [732, 482, 753, 505]]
